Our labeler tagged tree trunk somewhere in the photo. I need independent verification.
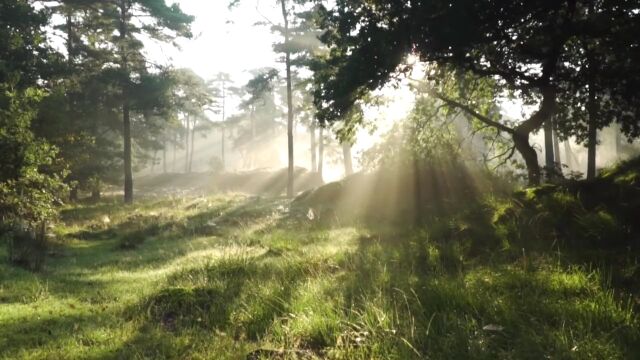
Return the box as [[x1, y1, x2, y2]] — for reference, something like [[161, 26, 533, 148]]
[[70, 185, 79, 202], [552, 120, 561, 173], [65, 9, 74, 64], [65, 10, 79, 205], [91, 189, 101, 201], [189, 122, 196, 173], [221, 125, 225, 171], [310, 121, 317, 172], [151, 150, 158, 173], [123, 100, 133, 203], [342, 142, 354, 177], [563, 141, 575, 171], [512, 86, 558, 186], [184, 116, 190, 173], [91, 178, 101, 202], [318, 126, 324, 182], [119, 0, 133, 204], [163, 140, 167, 173], [586, 3, 598, 181], [513, 132, 540, 186], [221, 78, 227, 171], [587, 121, 597, 180], [614, 123, 622, 158], [251, 107, 256, 140], [586, 58, 598, 180], [281, 0, 295, 198], [172, 133, 177, 172], [543, 118, 554, 180]]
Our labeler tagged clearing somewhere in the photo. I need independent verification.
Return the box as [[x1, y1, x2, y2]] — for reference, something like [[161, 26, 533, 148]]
[[1, 192, 638, 359]]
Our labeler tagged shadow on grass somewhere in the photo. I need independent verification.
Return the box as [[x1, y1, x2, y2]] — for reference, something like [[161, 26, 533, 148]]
[[65, 195, 284, 250], [5, 178, 640, 359], [112, 254, 330, 358], [328, 224, 640, 359], [0, 301, 128, 358], [59, 197, 122, 224]]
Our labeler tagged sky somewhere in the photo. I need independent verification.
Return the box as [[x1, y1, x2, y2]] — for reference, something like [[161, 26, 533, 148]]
[[152, 0, 415, 120], [45, 0, 283, 118], [149, 0, 283, 110], [147, 0, 522, 128]]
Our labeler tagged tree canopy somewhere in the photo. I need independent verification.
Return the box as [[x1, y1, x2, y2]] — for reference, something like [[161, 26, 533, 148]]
[[313, 0, 640, 185]]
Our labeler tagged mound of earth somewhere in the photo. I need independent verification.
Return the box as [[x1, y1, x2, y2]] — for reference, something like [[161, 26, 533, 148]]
[[293, 161, 497, 224], [136, 167, 323, 196]]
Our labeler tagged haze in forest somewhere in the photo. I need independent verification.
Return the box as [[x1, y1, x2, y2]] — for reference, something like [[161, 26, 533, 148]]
[[2, 1, 640, 359], [134, 1, 637, 183]]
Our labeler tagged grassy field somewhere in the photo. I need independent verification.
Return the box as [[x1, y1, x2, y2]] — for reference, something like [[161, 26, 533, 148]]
[[1, 193, 638, 359]]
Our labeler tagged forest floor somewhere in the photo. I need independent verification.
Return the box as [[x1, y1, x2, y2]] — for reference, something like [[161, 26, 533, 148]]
[[0, 192, 639, 359]]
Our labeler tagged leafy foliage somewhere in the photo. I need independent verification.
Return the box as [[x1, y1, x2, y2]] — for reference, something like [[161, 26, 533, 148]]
[[312, 0, 640, 185], [362, 95, 462, 170], [0, 0, 56, 88], [0, 87, 67, 226], [0, 87, 67, 269]]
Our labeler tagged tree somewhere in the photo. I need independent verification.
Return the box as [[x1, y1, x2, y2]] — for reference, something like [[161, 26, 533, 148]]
[[212, 73, 233, 170], [333, 105, 365, 177], [229, 68, 281, 169], [317, 124, 325, 179], [231, 0, 323, 196], [0, 87, 66, 224], [553, 2, 640, 180], [33, 1, 123, 201], [166, 69, 217, 173], [103, 0, 193, 203], [284, 5, 325, 175], [0, 0, 56, 88], [279, 0, 295, 197], [0, 0, 67, 268], [342, 142, 354, 176], [313, 0, 640, 186]]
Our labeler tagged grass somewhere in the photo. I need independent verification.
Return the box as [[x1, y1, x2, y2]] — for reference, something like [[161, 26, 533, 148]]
[[1, 193, 639, 359]]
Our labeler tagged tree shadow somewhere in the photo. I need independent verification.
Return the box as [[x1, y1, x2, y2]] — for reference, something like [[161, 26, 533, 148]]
[[0, 302, 127, 358], [111, 254, 325, 358], [329, 222, 640, 359]]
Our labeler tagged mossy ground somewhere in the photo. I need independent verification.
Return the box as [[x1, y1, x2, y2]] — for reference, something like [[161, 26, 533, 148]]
[[1, 191, 638, 359]]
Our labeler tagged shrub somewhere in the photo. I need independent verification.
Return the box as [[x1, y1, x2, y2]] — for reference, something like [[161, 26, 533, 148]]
[[0, 86, 67, 269], [4, 223, 48, 271]]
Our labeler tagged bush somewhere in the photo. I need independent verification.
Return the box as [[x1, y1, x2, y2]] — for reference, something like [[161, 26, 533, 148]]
[[492, 178, 636, 250], [1, 86, 67, 269], [4, 222, 48, 271]]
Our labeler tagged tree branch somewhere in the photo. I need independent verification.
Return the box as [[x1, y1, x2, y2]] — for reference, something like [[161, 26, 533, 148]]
[[491, 145, 517, 169], [431, 91, 515, 135]]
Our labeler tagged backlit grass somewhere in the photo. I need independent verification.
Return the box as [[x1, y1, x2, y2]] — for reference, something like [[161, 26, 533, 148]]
[[0, 194, 638, 359]]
